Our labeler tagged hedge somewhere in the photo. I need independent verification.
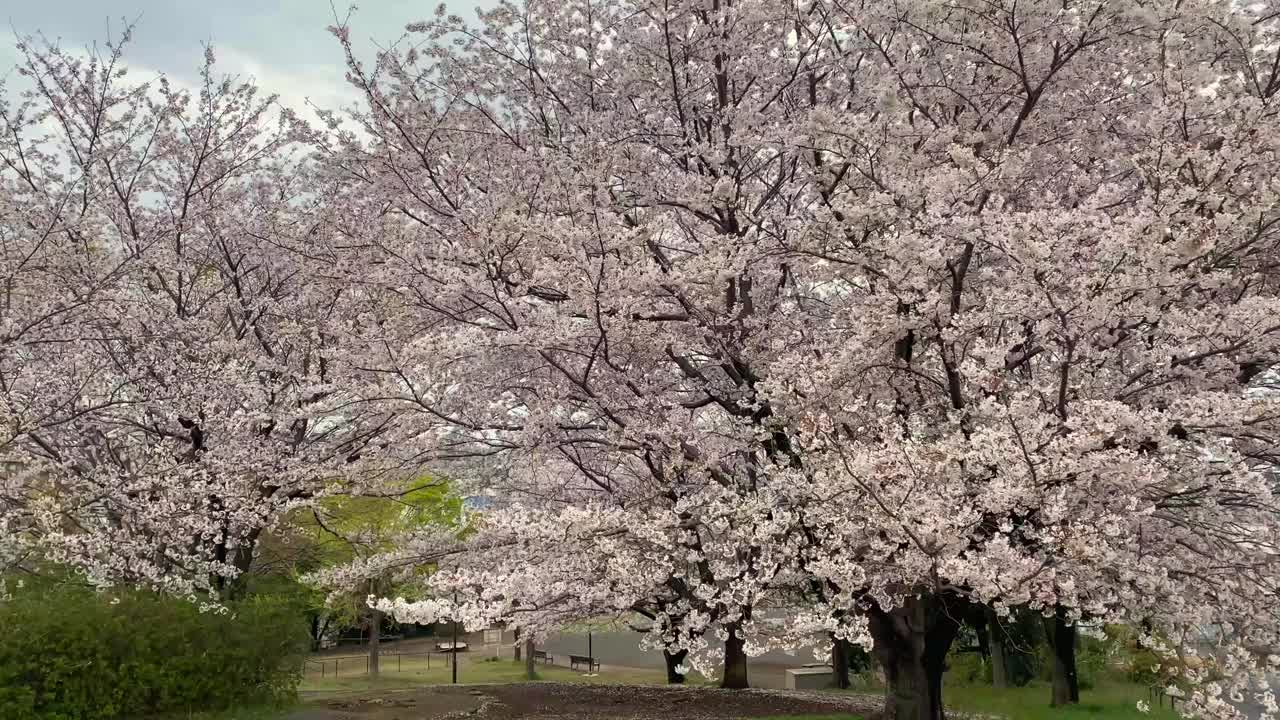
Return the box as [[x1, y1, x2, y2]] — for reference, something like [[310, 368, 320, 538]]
[[0, 582, 309, 720]]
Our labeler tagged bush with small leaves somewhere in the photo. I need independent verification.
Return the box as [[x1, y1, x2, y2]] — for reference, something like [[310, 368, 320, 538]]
[[0, 581, 308, 720]]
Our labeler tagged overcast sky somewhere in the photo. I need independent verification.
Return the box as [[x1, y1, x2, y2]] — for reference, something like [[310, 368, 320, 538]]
[[2, 1, 494, 116]]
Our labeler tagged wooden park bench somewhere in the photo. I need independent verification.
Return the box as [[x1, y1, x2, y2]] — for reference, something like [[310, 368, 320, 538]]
[[569, 654, 600, 672], [434, 641, 469, 653], [533, 649, 554, 664]]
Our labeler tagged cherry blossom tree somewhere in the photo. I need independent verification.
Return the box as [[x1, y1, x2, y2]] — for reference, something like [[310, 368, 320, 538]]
[[314, 0, 1280, 716], [2, 1, 1278, 718], [0, 32, 413, 596]]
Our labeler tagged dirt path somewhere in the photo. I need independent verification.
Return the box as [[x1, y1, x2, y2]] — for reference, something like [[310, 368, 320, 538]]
[[286, 682, 882, 720]]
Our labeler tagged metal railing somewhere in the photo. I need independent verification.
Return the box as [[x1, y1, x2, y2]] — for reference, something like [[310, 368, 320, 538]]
[[304, 650, 453, 679]]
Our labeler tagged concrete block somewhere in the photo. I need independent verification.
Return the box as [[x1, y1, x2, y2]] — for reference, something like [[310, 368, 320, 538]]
[[785, 666, 834, 690]]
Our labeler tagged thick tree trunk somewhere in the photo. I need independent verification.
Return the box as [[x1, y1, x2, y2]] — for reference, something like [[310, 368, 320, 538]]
[[868, 596, 962, 720], [832, 636, 852, 689], [513, 628, 522, 661], [664, 649, 688, 684], [213, 528, 260, 600], [310, 615, 322, 652], [974, 612, 990, 661], [233, 541, 255, 576], [369, 606, 382, 677], [986, 608, 1009, 690], [721, 623, 750, 689], [1045, 608, 1079, 706], [524, 637, 536, 680]]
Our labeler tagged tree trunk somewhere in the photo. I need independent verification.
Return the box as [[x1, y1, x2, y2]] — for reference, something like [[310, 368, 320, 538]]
[[513, 628, 522, 661], [868, 595, 962, 720], [310, 615, 322, 652], [664, 649, 688, 684], [974, 612, 990, 661], [1045, 607, 1079, 706], [524, 637, 536, 680], [832, 636, 852, 689], [986, 608, 1009, 690], [721, 623, 749, 689], [214, 528, 260, 600], [369, 606, 382, 677]]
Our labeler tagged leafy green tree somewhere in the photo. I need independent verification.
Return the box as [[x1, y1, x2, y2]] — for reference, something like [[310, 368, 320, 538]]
[[259, 478, 464, 673]]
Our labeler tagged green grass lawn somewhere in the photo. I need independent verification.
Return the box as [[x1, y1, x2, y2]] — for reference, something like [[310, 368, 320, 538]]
[[299, 655, 672, 697], [944, 681, 1179, 720], [147, 706, 293, 720]]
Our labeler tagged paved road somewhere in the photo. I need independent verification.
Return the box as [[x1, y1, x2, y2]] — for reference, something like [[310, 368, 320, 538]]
[[1232, 675, 1280, 720]]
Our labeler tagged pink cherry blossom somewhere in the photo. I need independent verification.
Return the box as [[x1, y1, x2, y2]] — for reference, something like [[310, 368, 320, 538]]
[[311, 0, 1280, 715]]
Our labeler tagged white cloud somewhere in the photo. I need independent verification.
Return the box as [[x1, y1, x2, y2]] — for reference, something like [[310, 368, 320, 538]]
[[214, 45, 363, 122]]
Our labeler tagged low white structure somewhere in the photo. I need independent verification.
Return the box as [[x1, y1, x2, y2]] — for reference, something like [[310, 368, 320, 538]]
[[785, 666, 833, 690]]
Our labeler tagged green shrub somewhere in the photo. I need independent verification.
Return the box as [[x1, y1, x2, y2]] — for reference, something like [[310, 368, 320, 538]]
[[1099, 624, 1197, 692], [1074, 633, 1112, 691], [1031, 627, 1109, 690], [0, 581, 309, 720], [945, 651, 991, 686]]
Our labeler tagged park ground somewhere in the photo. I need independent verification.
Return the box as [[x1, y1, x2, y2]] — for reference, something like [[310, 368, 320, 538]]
[[169, 635, 1181, 720]]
